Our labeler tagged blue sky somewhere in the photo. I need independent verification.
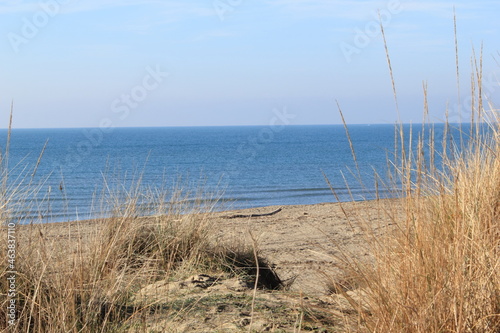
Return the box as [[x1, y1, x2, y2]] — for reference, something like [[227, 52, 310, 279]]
[[0, 0, 499, 128]]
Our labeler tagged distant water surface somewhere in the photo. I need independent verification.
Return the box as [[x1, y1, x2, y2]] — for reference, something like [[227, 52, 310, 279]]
[[0, 124, 459, 223]]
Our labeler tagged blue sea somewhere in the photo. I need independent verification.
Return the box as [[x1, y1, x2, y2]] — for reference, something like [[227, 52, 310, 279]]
[[0, 124, 458, 223]]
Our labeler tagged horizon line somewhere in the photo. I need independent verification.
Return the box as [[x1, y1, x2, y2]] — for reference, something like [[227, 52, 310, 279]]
[[0, 121, 472, 131]]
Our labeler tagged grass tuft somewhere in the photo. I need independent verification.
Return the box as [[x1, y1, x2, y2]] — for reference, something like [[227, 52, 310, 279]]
[[0, 129, 282, 332], [335, 22, 500, 333]]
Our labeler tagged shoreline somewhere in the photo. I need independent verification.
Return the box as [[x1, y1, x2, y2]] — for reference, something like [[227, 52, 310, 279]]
[[17, 196, 396, 226], [15, 198, 401, 295]]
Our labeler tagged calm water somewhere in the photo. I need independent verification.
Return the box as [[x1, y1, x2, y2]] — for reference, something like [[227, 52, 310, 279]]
[[0, 124, 457, 223]]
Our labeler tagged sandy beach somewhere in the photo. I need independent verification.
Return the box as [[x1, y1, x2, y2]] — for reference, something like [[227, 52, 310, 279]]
[[208, 200, 400, 295], [24, 199, 399, 295], [11, 199, 404, 331]]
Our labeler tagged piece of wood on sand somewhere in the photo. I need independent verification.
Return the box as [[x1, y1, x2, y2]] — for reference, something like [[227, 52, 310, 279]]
[[223, 207, 282, 219]]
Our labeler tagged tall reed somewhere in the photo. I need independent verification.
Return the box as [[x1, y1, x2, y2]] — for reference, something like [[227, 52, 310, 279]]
[[341, 22, 500, 333]]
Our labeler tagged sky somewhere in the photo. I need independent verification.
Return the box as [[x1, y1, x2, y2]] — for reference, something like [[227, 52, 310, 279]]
[[0, 0, 499, 128]]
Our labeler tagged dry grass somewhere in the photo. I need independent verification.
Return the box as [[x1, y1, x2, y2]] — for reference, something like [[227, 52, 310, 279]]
[[0, 144, 281, 332], [351, 123, 500, 332], [334, 22, 500, 333]]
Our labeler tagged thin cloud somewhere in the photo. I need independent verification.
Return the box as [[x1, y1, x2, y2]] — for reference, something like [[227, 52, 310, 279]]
[[265, 0, 389, 20], [61, 0, 214, 17], [0, 1, 39, 14], [0, 0, 214, 18], [193, 30, 238, 42], [263, 0, 494, 20]]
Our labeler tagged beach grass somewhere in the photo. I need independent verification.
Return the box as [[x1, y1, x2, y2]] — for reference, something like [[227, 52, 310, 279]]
[[337, 120, 500, 332], [0, 152, 282, 332], [329, 25, 500, 332]]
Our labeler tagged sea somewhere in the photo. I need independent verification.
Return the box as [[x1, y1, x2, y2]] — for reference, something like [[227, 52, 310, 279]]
[[0, 124, 463, 224]]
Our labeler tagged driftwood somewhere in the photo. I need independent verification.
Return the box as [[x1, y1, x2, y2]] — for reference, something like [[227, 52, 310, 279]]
[[224, 208, 282, 219]]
